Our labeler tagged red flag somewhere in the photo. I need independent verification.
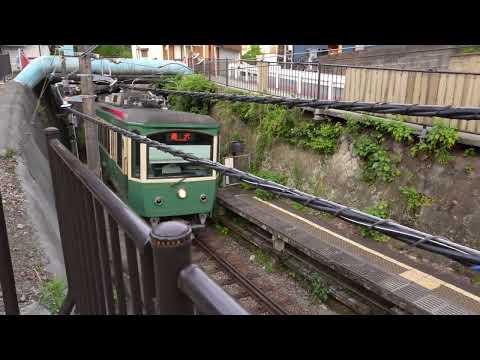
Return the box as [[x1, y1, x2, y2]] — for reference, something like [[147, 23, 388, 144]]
[[20, 49, 30, 69]]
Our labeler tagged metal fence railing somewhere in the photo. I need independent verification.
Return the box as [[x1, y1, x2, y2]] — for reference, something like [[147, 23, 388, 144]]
[[189, 58, 480, 135], [188, 58, 347, 100], [44, 127, 248, 315]]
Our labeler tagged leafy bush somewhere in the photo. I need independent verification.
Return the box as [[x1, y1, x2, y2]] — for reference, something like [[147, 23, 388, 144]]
[[242, 45, 263, 61], [353, 135, 398, 183], [163, 74, 217, 114], [410, 123, 458, 165], [361, 201, 390, 242], [399, 186, 432, 216], [345, 115, 414, 143], [95, 45, 132, 58], [288, 121, 343, 155]]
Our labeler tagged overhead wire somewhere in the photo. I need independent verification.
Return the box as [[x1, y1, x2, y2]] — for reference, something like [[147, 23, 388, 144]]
[[155, 89, 480, 120]]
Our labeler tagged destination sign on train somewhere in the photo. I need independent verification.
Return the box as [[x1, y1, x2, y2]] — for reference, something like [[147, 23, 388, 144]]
[[168, 132, 193, 142]]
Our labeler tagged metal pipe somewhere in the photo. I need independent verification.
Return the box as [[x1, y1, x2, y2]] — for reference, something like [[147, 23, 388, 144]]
[[14, 56, 193, 89], [178, 264, 249, 315]]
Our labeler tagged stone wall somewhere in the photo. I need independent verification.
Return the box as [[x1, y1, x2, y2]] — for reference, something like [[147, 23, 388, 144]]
[[211, 104, 480, 250]]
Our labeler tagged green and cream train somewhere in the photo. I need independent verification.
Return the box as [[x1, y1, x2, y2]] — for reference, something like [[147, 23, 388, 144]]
[[95, 100, 220, 227]]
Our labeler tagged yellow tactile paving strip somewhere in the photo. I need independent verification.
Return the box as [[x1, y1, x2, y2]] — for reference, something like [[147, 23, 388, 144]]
[[252, 196, 480, 309]]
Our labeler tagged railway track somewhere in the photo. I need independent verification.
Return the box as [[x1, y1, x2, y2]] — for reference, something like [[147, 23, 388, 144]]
[[192, 229, 289, 315], [215, 212, 405, 315]]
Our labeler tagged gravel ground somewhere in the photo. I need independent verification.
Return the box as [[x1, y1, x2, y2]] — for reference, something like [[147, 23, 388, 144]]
[[201, 228, 337, 315], [0, 154, 51, 314]]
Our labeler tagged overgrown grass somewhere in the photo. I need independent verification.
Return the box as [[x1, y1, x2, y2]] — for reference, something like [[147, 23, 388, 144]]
[[39, 277, 67, 314], [253, 248, 274, 273]]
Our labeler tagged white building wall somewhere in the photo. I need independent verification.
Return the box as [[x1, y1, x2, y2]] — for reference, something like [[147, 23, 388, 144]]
[[219, 48, 240, 60]]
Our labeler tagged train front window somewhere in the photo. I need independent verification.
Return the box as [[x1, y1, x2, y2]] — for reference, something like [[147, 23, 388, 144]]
[[147, 131, 214, 179]]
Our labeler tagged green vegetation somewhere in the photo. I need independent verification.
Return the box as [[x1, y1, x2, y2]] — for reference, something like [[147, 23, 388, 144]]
[[460, 45, 480, 54], [39, 277, 67, 314], [399, 186, 432, 216], [292, 202, 307, 212], [464, 148, 476, 157], [253, 248, 274, 273], [361, 201, 390, 242], [253, 169, 288, 200], [95, 45, 132, 58], [3, 148, 16, 159], [215, 224, 230, 236], [346, 115, 414, 143], [464, 164, 474, 175], [353, 135, 399, 183], [162, 74, 217, 114], [241, 45, 263, 61], [310, 273, 330, 303], [410, 123, 458, 165]]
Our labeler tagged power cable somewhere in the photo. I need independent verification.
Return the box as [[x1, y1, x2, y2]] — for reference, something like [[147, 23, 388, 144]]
[[155, 89, 480, 120]]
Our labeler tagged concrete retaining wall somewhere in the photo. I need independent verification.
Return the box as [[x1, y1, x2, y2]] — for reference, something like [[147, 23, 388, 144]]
[[0, 81, 64, 276]]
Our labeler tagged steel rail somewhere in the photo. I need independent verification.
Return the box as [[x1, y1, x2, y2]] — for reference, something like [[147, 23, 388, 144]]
[[194, 237, 288, 315]]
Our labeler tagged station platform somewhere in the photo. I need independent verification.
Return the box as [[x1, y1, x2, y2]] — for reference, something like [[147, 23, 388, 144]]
[[217, 186, 480, 315]]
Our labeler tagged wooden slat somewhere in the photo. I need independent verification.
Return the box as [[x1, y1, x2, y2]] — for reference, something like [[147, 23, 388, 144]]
[[405, 72, 417, 104], [468, 77, 480, 133], [450, 74, 465, 129], [361, 68, 368, 100], [373, 70, 380, 101], [436, 73, 448, 105], [420, 72, 432, 126], [459, 74, 474, 131], [344, 68, 353, 101], [398, 71, 409, 104]]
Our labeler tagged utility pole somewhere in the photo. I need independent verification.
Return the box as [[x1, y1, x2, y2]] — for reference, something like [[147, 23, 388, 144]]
[[78, 45, 102, 177]]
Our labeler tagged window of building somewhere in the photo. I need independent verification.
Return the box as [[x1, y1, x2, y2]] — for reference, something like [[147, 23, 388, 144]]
[[140, 48, 149, 58]]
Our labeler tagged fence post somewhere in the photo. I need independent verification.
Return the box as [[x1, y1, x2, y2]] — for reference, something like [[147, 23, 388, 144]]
[[0, 191, 19, 315], [150, 221, 194, 314], [225, 58, 229, 87], [316, 64, 322, 100]]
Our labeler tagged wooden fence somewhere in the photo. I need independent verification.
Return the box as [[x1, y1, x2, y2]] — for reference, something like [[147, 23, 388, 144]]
[[343, 67, 480, 134]]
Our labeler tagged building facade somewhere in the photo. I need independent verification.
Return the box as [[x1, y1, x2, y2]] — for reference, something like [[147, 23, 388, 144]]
[[131, 45, 241, 63], [0, 45, 50, 72]]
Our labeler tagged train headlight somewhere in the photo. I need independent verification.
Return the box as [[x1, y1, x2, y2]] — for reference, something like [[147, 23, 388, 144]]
[[177, 188, 188, 199], [200, 194, 208, 202]]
